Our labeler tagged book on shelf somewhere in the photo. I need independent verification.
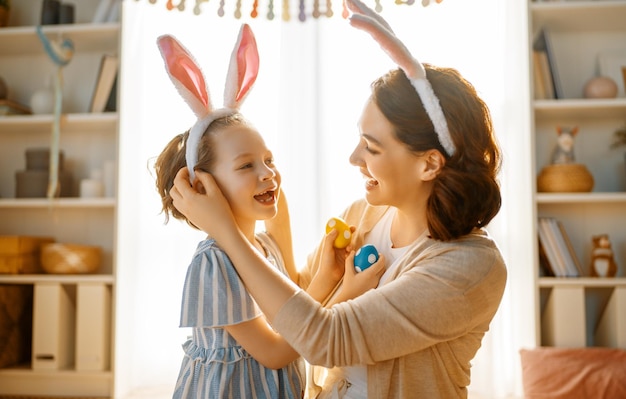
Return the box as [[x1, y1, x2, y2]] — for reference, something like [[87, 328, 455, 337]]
[[532, 50, 554, 100], [555, 220, 583, 276], [90, 54, 119, 113], [533, 29, 562, 99], [538, 218, 566, 276], [537, 237, 555, 277], [104, 73, 118, 112], [537, 217, 581, 277], [0, 99, 31, 115]]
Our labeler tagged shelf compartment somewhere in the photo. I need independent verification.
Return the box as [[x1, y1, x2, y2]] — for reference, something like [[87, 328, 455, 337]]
[[531, 1, 626, 32], [539, 281, 626, 348], [31, 283, 75, 370], [0, 23, 120, 56], [0, 280, 113, 396], [540, 284, 586, 347], [75, 283, 111, 371], [595, 287, 626, 348]]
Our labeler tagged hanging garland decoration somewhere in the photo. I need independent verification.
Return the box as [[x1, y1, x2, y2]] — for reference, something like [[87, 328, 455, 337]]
[[312, 0, 333, 19], [282, 0, 290, 21], [138, 0, 443, 21]]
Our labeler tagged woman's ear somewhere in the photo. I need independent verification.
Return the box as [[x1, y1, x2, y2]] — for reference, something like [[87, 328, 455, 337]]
[[421, 149, 446, 181]]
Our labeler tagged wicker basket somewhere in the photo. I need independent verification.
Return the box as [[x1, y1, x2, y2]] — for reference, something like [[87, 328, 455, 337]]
[[40, 243, 102, 274], [537, 163, 594, 193]]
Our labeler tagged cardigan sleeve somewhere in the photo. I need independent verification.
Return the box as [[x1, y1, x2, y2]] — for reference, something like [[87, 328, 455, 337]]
[[272, 232, 507, 367]]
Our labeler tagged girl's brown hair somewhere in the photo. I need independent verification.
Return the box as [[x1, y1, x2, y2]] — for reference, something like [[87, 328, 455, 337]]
[[154, 113, 249, 227], [371, 66, 502, 241]]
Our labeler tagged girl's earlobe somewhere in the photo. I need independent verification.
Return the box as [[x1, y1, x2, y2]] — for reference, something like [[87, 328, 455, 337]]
[[193, 177, 206, 194]]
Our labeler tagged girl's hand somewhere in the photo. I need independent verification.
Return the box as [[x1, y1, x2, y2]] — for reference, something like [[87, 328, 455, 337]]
[[305, 229, 352, 303], [171, 167, 237, 239], [326, 251, 386, 306], [319, 228, 358, 285]]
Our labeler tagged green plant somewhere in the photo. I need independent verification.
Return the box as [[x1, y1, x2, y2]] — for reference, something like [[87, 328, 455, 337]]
[[611, 126, 626, 149], [0, 0, 10, 10]]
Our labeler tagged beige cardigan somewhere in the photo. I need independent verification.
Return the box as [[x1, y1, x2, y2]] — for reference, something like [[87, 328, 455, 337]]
[[272, 199, 507, 398]]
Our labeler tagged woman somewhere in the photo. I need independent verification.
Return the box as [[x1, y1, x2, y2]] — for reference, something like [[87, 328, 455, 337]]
[[169, 2, 507, 397]]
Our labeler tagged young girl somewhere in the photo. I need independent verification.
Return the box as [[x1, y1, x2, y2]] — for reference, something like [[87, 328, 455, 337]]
[[169, 2, 507, 398], [155, 25, 381, 399], [155, 112, 306, 398]]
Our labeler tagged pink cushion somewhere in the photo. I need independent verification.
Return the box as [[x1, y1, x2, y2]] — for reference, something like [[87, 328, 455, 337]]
[[520, 347, 626, 399]]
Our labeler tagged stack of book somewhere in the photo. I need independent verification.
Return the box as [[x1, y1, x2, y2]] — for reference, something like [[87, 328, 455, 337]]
[[537, 217, 583, 277], [532, 29, 563, 100]]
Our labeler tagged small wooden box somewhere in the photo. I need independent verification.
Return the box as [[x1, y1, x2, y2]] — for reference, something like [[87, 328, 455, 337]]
[[0, 236, 55, 274]]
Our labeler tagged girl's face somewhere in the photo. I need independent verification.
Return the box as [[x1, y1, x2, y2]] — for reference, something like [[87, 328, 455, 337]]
[[349, 99, 426, 209], [210, 125, 281, 227]]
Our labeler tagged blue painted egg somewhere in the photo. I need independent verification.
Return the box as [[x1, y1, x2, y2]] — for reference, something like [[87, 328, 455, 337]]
[[354, 244, 379, 272]]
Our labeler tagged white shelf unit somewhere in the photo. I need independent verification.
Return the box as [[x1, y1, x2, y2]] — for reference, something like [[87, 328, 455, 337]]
[[0, 0, 120, 396], [528, 0, 626, 349]]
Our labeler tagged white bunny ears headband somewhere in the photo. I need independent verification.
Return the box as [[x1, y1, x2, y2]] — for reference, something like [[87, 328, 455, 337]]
[[345, 0, 455, 156], [157, 24, 260, 182]]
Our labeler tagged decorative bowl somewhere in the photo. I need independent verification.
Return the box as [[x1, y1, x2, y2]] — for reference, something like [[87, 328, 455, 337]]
[[537, 163, 594, 193], [40, 243, 102, 274]]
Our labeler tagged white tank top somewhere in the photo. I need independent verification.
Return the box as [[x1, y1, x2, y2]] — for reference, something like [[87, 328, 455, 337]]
[[340, 207, 411, 398]]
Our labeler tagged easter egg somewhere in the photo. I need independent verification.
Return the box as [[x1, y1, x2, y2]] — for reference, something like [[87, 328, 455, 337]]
[[326, 217, 352, 248], [354, 244, 379, 272]]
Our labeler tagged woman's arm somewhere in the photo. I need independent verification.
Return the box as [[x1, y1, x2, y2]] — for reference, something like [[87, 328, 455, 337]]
[[224, 316, 299, 369]]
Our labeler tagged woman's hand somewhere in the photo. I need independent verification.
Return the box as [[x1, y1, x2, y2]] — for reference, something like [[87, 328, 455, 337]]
[[170, 167, 237, 240], [326, 251, 386, 307]]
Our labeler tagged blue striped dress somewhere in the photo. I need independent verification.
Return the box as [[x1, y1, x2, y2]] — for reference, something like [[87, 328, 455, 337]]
[[172, 232, 304, 399]]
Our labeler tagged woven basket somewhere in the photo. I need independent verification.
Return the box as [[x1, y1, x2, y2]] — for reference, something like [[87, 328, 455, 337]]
[[537, 163, 594, 193], [40, 243, 102, 274]]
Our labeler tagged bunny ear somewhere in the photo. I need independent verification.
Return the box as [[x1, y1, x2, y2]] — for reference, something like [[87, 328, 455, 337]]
[[157, 34, 213, 118], [349, 14, 425, 80], [346, 0, 424, 80], [345, 0, 394, 34], [223, 24, 260, 109], [345, 0, 455, 156]]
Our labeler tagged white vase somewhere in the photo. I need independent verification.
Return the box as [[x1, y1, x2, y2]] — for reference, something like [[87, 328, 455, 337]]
[[30, 87, 55, 114]]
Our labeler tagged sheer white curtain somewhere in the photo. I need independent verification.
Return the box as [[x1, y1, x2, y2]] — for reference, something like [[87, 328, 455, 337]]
[[115, 1, 533, 398]]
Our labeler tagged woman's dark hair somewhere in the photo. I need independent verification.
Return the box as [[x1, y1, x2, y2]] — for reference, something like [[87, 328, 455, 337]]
[[153, 113, 249, 227], [371, 66, 502, 241]]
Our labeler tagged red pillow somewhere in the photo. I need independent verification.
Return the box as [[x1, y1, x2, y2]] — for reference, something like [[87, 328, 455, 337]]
[[520, 347, 626, 399]]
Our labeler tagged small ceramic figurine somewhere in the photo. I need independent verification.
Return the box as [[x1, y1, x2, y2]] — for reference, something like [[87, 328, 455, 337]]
[[590, 234, 618, 277], [551, 126, 578, 164]]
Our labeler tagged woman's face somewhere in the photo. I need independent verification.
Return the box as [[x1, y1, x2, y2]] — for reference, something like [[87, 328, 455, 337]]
[[349, 99, 425, 209], [210, 125, 281, 227]]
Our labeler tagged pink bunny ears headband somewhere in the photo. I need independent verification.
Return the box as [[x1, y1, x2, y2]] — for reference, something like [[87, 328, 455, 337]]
[[157, 24, 260, 182], [345, 0, 455, 156]]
